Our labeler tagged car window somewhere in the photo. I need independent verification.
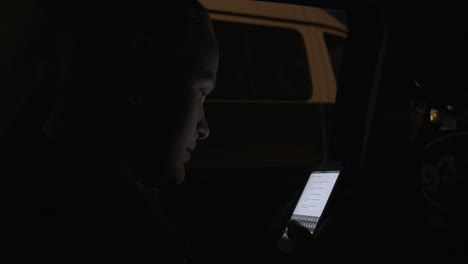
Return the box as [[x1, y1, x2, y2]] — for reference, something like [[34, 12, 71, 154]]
[[210, 21, 312, 100]]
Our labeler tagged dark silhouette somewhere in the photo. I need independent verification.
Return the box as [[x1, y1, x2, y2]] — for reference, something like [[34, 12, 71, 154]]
[[4, 1, 218, 263]]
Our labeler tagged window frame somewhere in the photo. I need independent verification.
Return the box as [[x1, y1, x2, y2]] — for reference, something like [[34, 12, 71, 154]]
[[315, 28, 347, 103], [206, 12, 332, 104]]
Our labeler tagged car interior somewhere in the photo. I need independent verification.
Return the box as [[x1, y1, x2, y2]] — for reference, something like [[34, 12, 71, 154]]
[[2, 0, 467, 263]]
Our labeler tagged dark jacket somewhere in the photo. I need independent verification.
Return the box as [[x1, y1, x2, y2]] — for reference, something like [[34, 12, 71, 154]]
[[3, 132, 189, 263]]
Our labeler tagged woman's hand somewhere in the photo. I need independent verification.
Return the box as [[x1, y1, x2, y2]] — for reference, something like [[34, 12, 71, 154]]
[[287, 219, 331, 263]]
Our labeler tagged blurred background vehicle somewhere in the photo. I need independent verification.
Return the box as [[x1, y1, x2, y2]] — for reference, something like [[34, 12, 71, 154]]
[[190, 0, 348, 170]]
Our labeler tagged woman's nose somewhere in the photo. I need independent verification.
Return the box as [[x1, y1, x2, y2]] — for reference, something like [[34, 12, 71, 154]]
[[197, 116, 210, 140]]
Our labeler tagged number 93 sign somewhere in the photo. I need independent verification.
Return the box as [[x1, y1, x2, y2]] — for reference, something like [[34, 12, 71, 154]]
[[420, 132, 468, 213]]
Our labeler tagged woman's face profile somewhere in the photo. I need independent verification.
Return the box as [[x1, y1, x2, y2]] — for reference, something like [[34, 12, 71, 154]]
[[43, 5, 218, 187], [130, 11, 219, 186]]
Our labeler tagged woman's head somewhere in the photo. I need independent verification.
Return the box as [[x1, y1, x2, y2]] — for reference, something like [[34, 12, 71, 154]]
[[44, 0, 219, 186]]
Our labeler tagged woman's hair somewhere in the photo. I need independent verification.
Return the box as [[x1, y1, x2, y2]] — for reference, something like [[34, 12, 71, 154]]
[[43, 0, 209, 112], [6, 0, 209, 139]]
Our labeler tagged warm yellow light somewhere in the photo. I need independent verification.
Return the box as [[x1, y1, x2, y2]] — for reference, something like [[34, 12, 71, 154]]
[[430, 109, 439, 122], [414, 80, 422, 88], [447, 105, 453, 110]]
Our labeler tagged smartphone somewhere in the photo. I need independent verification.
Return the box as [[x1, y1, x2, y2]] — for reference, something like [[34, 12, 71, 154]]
[[278, 164, 342, 253]]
